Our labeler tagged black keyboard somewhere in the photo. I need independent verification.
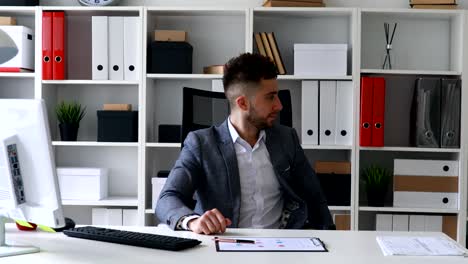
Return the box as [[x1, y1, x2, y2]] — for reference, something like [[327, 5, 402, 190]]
[[63, 226, 202, 251]]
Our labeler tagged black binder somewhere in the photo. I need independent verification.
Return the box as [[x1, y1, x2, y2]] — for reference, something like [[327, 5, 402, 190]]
[[440, 79, 461, 148], [411, 78, 441, 148]]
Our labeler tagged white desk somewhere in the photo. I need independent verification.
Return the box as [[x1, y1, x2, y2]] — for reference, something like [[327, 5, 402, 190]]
[[2, 224, 467, 264]]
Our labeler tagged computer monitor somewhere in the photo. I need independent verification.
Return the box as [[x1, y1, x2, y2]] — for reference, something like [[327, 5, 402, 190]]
[[0, 99, 65, 257]]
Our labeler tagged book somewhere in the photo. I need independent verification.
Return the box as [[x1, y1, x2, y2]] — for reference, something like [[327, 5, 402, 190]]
[[267, 32, 286, 75], [0, 16, 16, 25], [260, 32, 276, 66], [254, 32, 267, 57], [276, 0, 323, 2], [411, 4, 457, 9], [410, 0, 455, 4], [263, 0, 325, 7]]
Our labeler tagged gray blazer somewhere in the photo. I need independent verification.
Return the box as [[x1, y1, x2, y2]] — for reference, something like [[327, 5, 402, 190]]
[[155, 119, 334, 230]]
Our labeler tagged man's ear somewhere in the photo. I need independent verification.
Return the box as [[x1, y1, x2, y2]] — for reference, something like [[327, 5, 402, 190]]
[[235, 95, 249, 111]]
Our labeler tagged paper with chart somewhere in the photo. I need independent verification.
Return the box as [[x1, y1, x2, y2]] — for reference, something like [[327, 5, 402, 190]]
[[376, 236, 467, 256], [215, 237, 327, 252]]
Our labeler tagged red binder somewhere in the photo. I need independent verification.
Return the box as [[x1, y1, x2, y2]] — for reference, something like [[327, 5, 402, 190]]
[[42, 11, 53, 80], [371, 77, 386, 147], [360, 77, 373, 146], [52, 11, 65, 80]]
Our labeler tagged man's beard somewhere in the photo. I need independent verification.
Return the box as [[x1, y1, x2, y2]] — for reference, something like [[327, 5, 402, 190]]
[[246, 105, 276, 130]]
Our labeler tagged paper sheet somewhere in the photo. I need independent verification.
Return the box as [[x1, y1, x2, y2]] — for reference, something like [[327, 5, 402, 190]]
[[215, 237, 327, 252], [376, 236, 467, 256]]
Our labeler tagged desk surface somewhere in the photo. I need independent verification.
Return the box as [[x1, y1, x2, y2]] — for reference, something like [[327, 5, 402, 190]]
[[2, 224, 467, 264]]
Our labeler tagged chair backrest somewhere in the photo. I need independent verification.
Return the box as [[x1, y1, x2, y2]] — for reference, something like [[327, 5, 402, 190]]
[[181, 87, 293, 147]]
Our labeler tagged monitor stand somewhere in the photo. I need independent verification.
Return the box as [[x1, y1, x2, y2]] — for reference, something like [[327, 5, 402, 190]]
[[0, 216, 39, 258]]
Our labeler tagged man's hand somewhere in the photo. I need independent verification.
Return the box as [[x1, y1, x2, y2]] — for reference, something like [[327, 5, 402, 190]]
[[187, 208, 232, 235]]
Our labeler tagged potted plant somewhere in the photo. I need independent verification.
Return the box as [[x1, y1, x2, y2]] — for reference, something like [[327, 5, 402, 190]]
[[56, 101, 86, 141], [362, 165, 391, 207]]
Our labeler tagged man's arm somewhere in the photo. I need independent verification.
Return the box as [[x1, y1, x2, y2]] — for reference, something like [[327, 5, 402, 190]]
[[289, 128, 335, 230]]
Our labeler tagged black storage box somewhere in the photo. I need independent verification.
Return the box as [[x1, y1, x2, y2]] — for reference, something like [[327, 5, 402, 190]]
[[315, 161, 351, 206], [97, 111, 138, 142], [148, 41, 193, 73], [0, 0, 38, 5], [158, 124, 181, 143]]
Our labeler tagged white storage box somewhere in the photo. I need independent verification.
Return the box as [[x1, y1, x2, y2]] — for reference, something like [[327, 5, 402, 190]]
[[152, 177, 167, 210], [294, 44, 347, 76], [57, 167, 108, 200], [0, 26, 34, 70]]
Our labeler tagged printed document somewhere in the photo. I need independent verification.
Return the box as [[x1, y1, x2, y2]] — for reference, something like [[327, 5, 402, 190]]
[[216, 237, 327, 252], [376, 236, 467, 256]]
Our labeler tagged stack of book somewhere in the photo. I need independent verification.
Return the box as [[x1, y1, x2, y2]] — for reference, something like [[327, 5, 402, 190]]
[[254, 32, 286, 75], [409, 0, 457, 9], [262, 0, 325, 7]]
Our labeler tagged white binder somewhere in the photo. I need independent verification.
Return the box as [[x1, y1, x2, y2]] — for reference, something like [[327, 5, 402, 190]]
[[392, 214, 409, 231], [301, 81, 319, 145], [394, 159, 458, 176], [335, 81, 353, 145], [409, 215, 425, 231], [319, 81, 336, 145], [108, 16, 124, 80], [107, 209, 123, 226], [376, 214, 392, 231], [123, 209, 138, 226], [212, 79, 223, 92], [92, 16, 108, 80], [425, 215, 443, 232], [123, 16, 139, 81], [394, 191, 457, 209]]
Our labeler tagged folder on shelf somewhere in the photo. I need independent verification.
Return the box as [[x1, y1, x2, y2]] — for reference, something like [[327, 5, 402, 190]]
[[301, 80, 319, 145], [260, 32, 275, 66], [335, 81, 353, 145], [376, 214, 392, 231], [411, 77, 441, 148], [319, 81, 336, 145], [109, 16, 124, 80], [267, 32, 286, 75], [42, 11, 53, 80], [409, 215, 425, 232], [52, 11, 65, 80], [392, 214, 409, 232], [123, 16, 139, 81], [360, 77, 373, 146], [440, 79, 461, 148], [92, 16, 108, 80], [254, 32, 266, 57], [371, 77, 385, 147]]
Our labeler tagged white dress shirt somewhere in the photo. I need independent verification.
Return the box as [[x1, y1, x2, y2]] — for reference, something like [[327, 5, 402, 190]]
[[227, 119, 284, 228]]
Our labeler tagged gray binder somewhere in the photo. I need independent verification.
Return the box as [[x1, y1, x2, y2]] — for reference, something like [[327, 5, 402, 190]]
[[440, 79, 461, 148]]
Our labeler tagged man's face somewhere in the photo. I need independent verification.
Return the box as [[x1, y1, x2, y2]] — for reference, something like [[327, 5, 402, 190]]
[[246, 78, 283, 130]]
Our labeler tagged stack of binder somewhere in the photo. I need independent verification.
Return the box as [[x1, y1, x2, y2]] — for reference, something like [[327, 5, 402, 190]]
[[410, 78, 461, 148], [409, 0, 457, 9], [254, 32, 286, 75], [42, 11, 65, 80], [262, 0, 325, 7], [360, 77, 385, 147]]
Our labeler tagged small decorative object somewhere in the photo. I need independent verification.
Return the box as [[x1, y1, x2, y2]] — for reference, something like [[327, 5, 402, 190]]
[[56, 101, 86, 141], [382, 22, 397, 69], [78, 0, 120, 6], [362, 165, 391, 207]]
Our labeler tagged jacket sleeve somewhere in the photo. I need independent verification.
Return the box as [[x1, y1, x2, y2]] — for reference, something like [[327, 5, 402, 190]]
[[289, 128, 335, 230], [155, 132, 202, 230]]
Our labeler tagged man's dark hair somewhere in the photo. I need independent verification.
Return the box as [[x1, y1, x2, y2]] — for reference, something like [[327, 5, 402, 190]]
[[223, 53, 277, 108]]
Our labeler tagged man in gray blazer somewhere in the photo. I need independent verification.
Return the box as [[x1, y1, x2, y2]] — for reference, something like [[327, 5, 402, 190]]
[[156, 53, 334, 234]]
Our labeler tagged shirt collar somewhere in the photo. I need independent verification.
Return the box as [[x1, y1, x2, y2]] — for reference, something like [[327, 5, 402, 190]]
[[227, 117, 266, 144]]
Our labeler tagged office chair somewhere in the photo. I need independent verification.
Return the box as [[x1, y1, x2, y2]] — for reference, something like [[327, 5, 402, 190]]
[[181, 87, 292, 147]]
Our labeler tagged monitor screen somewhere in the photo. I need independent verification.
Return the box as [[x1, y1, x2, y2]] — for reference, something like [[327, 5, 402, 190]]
[[0, 99, 65, 257]]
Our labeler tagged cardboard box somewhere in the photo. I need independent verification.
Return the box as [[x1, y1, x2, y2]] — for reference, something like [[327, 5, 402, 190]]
[[0, 26, 35, 70], [103, 104, 132, 111], [203, 65, 224, 74], [154, 30, 186, 42], [57, 167, 108, 200], [294, 44, 347, 76], [0, 17, 16, 25]]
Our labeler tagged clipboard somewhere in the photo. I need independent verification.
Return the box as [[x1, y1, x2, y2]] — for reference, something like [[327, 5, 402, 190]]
[[215, 237, 328, 252]]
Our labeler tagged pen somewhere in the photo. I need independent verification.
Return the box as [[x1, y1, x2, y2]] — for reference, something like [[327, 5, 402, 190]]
[[213, 238, 256, 244]]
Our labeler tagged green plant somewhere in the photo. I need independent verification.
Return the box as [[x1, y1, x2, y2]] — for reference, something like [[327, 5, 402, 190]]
[[56, 101, 86, 125], [362, 165, 391, 191]]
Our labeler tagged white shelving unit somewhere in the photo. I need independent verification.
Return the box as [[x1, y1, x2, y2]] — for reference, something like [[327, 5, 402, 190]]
[[1, 3, 466, 245]]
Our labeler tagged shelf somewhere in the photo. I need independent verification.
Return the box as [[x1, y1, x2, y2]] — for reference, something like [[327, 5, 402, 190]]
[[254, 7, 354, 17], [62, 196, 138, 206], [359, 206, 459, 214], [146, 7, 246, 16], [146, 74, 222, 80], [361, 69, 461, 76], [0, 73, 35, 78], [361, 8, 462, 18], [42, 80, 139, 85], [52, 141, 139, 147], [278, 75, 353, 80], [0, 7, 35, 15], [302, 144, 352, 150], [329, 206, 351, 211], [146, 143, 181, 148], [359, 146, 460, 153]]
